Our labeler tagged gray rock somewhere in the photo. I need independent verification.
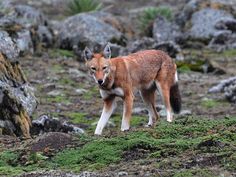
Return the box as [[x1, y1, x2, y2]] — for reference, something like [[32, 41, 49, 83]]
[[118, 171, 128, 176], [154, 41, 184, 60], [16, 29, 34, 55], [122, 38, 183, 60], [126, 37, 156, 54], [0, 81, 37, 117], [176, 0, 199, 27], [209, 76, 236, 103], [32, 114, 85, 135], [0, 34, 37, 137], [75, 88, 88, 95], [36, 25, 53, 48], [179, 110, 192, 116], [189, 8, 233, 41], [0, 4, 53, 54], [208, 31, 236, 51], [57, 13, 124, 57], [0, 31, 19, 61], [47, 90, 63, 96], [0, 120, 16, 135], [215, 18, 236, 32], [13, 5, 47, 27], [153, 16, 181, 43]]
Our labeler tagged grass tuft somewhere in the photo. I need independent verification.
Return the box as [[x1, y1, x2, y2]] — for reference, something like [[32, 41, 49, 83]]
[[67, 0, 102, 15], [139, 7, 172, 35]]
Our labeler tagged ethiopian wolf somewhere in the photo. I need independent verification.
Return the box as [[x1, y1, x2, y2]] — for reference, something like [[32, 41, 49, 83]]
[[84, 44, 181, 135]]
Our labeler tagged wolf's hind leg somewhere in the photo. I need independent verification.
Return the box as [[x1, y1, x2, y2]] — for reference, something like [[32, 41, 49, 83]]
[[140, 85, 159, 127]]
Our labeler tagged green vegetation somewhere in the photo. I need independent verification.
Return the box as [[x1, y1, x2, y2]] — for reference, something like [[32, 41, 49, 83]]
[[67, 112, 92, 124], [82, 86, 98, 100], [201, 98, 221, 108], [221, 49, 236, 57], [177, 65, 191, 73], [176, 60, 205, 73], [139, 7, 172, 34], [1, 117, 236, 176], [67, 0, 102, 15], [49, 49, 75, 58], [46, 95, 71, 104]]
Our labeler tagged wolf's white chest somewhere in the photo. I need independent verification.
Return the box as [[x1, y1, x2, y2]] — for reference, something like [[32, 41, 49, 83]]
[[100, 87, 124, 99]]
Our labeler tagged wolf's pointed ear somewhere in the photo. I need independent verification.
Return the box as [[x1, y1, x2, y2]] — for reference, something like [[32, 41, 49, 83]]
[[83, 47, 93, 61], [103, 43, 111, 59]]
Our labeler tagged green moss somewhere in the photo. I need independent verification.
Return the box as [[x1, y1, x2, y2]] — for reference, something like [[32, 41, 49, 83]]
[[82, 86, 98, 100], [0, 166, 24, 177], [50, 117, 236, 172], [58, 77, 76, 86], [0, 151, 19, 166], [201, 99, 220, 108], [67, 112, 90, 124], [176, 60, 205, 72], [51, 64, 64, 73], [49, 49, 75, 58], [178, 65, 191, 73], [46, 95, 71, 104], [1, 117, 236, 176], [0, 151, 22, 176], [222, 49, 236, 58], [52, 138, 122, 171]]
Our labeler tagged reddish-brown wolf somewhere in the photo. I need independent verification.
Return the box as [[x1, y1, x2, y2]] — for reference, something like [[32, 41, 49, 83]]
[[84, 44, 181, 135]]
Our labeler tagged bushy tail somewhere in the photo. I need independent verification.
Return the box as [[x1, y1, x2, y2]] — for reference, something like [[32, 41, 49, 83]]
[[170, 83, 181, 113]]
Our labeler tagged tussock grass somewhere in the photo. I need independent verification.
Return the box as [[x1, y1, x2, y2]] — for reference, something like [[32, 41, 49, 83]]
[[67, 0, 102, 15]]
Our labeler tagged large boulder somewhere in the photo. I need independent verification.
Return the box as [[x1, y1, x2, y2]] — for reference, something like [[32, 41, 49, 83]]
[[176, 0, 236, 50], [0, 4, 53, 55], [56, 13, 125, 59], [12, 5, 47, 27], [188, 8, 233, 42], [153, 16, 181, 43], [0, 31, 37, 138], [176, 0, 236, 27]]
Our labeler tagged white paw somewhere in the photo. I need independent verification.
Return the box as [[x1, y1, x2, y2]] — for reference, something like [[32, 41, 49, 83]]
[[121, 128, 130, 132], [167, 119, 173, 122], [94, 128, 102, 135], [145, 124, 153, 128], [121, 120, 130, 131]]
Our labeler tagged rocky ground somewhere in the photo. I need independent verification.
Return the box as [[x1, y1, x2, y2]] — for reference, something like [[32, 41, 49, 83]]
[[0, 0, 236, 176]]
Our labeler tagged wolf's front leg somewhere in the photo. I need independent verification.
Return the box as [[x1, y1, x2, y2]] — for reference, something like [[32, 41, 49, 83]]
[[95, 97, 116, 135], [121, 93, 134, 131]]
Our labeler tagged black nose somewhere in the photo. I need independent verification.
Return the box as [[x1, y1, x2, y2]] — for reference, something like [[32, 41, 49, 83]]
[[98, 80, 103, 85]]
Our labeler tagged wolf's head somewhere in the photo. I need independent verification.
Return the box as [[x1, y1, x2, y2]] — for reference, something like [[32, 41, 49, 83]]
[[84, 43, 112, 86]]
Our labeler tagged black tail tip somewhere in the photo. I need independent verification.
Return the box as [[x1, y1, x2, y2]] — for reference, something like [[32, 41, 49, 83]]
[[170, 83, 181, 114]]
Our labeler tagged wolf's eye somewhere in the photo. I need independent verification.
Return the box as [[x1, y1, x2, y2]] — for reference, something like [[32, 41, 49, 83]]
[[102, 66, 107, 70], [91, 67, 96, 71]]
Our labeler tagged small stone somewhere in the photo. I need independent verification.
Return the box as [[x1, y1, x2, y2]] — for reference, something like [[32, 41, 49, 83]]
[[75, 89, 87, 95], [47, 90, 63, 96], [118, 171, 128, 176]]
